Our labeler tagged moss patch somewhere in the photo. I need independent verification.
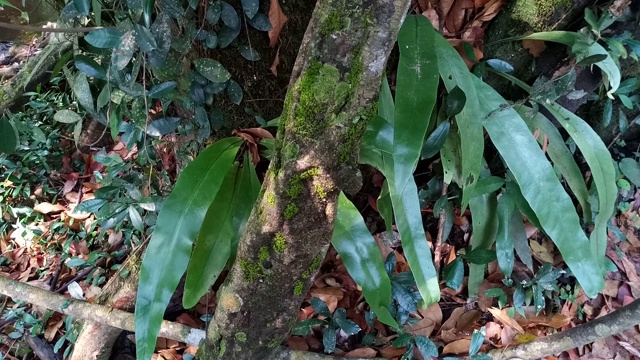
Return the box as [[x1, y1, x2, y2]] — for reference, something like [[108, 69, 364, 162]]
[[301, 254, 323, 279], [293, 281, 304, 296], [339, 105, 377, 162], [273, 233, 286, 252], [234, 332, 247, 343], [266, 192, 276, 206], [239, 260, 265, 282], [258, 246, 270, 261], [284, 203, 299, 220], [313, 183, 328, 199]]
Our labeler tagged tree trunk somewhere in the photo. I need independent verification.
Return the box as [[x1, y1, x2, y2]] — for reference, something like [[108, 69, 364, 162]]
[[196, 0, 410, 358]]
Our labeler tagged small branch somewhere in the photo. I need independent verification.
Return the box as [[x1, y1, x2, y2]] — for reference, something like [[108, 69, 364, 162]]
[[0, 275, 205, 345], [433, 183, 449, 275], [0, 22, 106, 33], [489, 298, 640, 359]]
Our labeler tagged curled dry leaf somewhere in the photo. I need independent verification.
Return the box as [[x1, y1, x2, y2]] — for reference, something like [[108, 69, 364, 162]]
[[33, 202, 66, 215], [522, 31, 547, 57], [270, 47, 281, 76], [488, 307, 525, 334], [268, 0, 287, 47], [288, 336, 309, 351], [344, 347, 377, 358], [443, 338, 472, 354]]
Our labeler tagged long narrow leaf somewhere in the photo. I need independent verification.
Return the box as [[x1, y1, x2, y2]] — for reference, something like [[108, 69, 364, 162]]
[[135, 138, 242, 360], [183, 154, 260, 308], [468, 193, 498, 298], [542, 103, 616, 267], [496, 192, 516, 278], [473, 77, 603, 297], [518, 106, 591, 222], [392, 15, 440, 306], [332, 193, 397, 328], [433, 30, 484, 186]]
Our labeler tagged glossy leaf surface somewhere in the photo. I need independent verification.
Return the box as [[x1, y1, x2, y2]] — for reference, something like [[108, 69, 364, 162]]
[[332, 193, 397, 327], [183, 154, 260, 308], [135, 138, 241, 360]]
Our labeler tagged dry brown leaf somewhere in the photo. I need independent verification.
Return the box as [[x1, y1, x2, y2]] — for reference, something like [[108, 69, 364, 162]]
[[477, 280, 495, 311], [446, 0, 474, 34], [268, 0, 287, 47], [522, 31, 547, 57], [419, 302, 443, 325], [621, 256, 640, 283], [439, 0, 456, 19], [379, 345, 406, 358], [610, 0, 632, 17], [441, 306, 465, 331], [270, 47, 281, 76], [484, 321, 502, 341], [487, 307, 525, 334], [443, 339, 472, 354], [456, 310, 481, 331], [603, 280, 622, 297], [530, 239, 554, 263], [288, 336, 309, 351], [422, 6, 439, 29], [34, 202, 66, 214], [474, 0, 503, 22], [176, 313, 203, 328], [345, 347, 377, 358], [407, 317, 435, 337]]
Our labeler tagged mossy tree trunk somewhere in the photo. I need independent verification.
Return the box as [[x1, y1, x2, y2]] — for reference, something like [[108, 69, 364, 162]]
[[196, 0, 410, 358]]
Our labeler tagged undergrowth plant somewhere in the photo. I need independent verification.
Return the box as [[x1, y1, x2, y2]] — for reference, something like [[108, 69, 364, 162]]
[[133, 12, 618, 359]]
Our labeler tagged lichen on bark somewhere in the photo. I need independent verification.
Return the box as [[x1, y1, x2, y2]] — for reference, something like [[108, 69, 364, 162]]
[[196, 0, 411, 358]]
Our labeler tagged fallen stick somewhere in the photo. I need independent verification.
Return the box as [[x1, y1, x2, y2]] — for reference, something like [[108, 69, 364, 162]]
[[0, 275, 205, 345]]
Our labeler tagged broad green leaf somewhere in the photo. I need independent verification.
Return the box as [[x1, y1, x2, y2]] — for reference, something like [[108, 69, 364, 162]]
[[85, 28, 124, 48], [147, 117, 180, 137], [0, 117, 18, 154], [620, 158, 640, 186], [469, 328, 485, 356], [445, 86, 466, 118], [323, 327, 337, 354], [392, 15, 440, 307], [239, 45, 260, 61], [54, 110, 82, 124], [378, 76, 394, 124], [474, 76, 603, 297], [496, 192, 516, 278], [290, 319, 326, 336], [142, 0, 153, 26], [220, 1, 240, 29], [441, 121, 463, 185], [248, 13, 272, 31], [443, 257, 464, 289], [360, 115, 392, 169], [241, 0, 259, 18], [465, 248, 497, 265], [434, 28, 483, 187], [518, 106, 591, 222], [206, 2, 222, 24], [218, 25, 241, 48], [74, 55, 106, 80], [332, 193, 397, 328], [227, 79, 243, 104], [74, 0, 90, 16], [111, 31, 136, 71], [73, 199, 107, 213], [510, 210, 533, 270], [147, 81, 177, 99], [415, 336, 438, 358], [183, 154, 259, 308], [542, 103, 617, 266], [461, 176, 504, 211], [128, 206, 144, 233], [468, 193, 498, 298], [134, 24, 158, 52], [421, 120, 450, 160], [71, 72, 95, 114], [135, 138, 241, 360], [311, 297, 332, 317], [504, 180, 541, 229], [193, 58, 232, 83], [520, 32, 620, 96]]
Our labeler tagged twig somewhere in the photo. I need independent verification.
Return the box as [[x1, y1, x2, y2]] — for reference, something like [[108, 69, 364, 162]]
[[487, 298, 640, 359], [433, 183, 449, 275], [0, 22, 105, 33], [0, 275, 205, 345], [607, 115, 639, 149]]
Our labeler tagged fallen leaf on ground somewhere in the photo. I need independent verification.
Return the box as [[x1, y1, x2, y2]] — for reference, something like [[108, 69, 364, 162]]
[[33, 202, 66, 214], [268, 0, 287, 47], [488, 307, 525, 334], [345, 347, 377, 358], [443, 338, 472, 354], [270, 47, 281, 76], [522, 31, 547, 57]]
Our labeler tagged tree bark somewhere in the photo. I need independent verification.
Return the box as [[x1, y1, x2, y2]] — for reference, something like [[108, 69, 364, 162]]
[[196, 0, 411, 358], [70, 244, 145, 360]]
